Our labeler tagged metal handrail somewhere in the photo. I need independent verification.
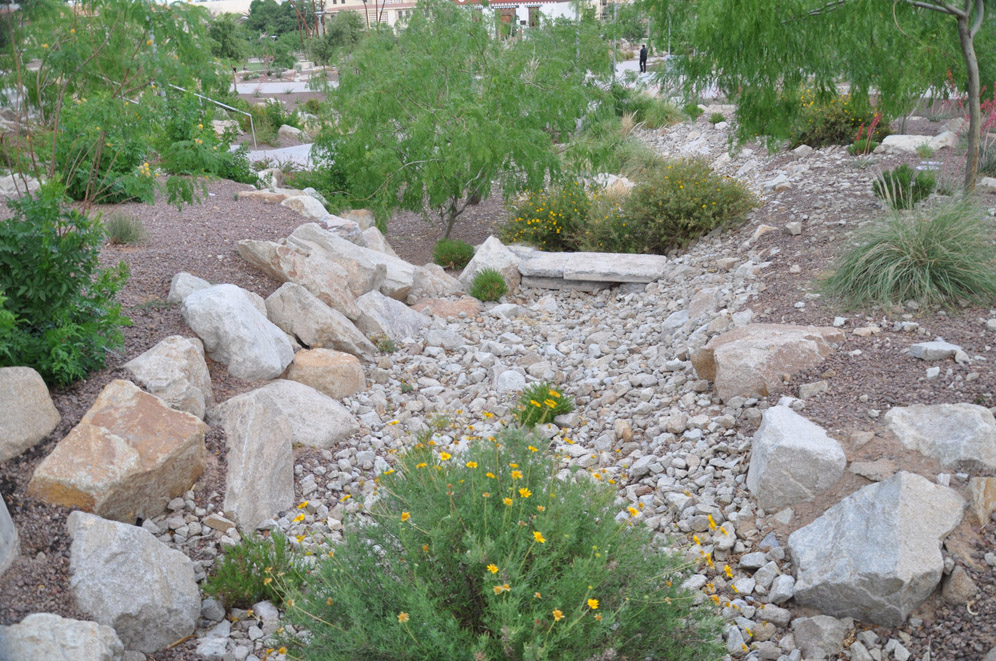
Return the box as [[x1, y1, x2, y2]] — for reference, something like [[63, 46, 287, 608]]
[[167, 83, 257, 150]]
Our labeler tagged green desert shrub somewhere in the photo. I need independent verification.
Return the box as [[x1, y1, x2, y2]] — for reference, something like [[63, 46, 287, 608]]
[[104, 212, 147, 245], [469, 268, 507, 302], [622, 158, 757, 252], [203, 530, 307, 608], [0, 184, 130, 386], [707, 112, 725, 125], [285, 429, 723, 660], [821, 198, 996, 309], [790, 93, 888, 149], [513, 382, 574, 428], [641, 98, 684, 129], [873, 164, 936, 210], [432, 238, 475, 270]]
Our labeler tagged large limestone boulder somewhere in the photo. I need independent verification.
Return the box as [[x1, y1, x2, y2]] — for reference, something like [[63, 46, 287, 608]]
[[878, 134, 933, 154], [181, 284, 294, 381], [0, 366, 60, 462], [265, 283, 375, 360], [459, 236, 521, 292], [788, 472, 965, 626], [0, 495, 17, 578], [408, 264, 462, 303], [286, 349, 365, 400], [68, 512, 200, 654], [362, 227, 399, 258], [287, 224, 386, 297], [211, 380, 359, 451], [27, 380, 208, 523], [218, 392, 294, 530], [746, 406, 846, 511], [122, 336, 213, 419], [287, 223, 414, 300], [0, 613, 125, 661], [884, 403, 996, 472], [166, 272, 210, 304], [277, 124, 304, 144], [692, 324, 845, 402], [237, 239, 362, 320], [355, 290, 430, 342]]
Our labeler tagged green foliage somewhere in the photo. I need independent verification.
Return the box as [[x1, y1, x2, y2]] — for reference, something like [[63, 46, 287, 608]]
[[499, 181, 592, 251], [873, 164, 937, 210], [432, 239, 475, 270], [376, 336, 400, 354], [245, 0, 303, 37], [652, 0, 985, 186], [642, 97, 685, 129], [563, 117, 659, 181], [204, 531, 307, 609], [283, 165, 350, 211], [0, 184, 129, 386], [572, 192, 640, 253], [104, 213, 147, 245], [316, 0, 609, 237], [513, 382, 574, 428], [469, 268, 508, 302], [789, 93, 887, 149], [822, 198, 996, 310], [310, 11, 364, 66], [683, 102, 704, 121], [847, 138, 879, 156], [708, 112, 725, 124], [209, 13, 249, 61], [915, 143, 936, 158], [622, 159, 757, 251], [286, 429, 723, 661]]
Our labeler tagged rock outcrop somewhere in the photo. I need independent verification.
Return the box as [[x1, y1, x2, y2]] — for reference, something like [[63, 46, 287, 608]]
[[28, 380, 208, 523]]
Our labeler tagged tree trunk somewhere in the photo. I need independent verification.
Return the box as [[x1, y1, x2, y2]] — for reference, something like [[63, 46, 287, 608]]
[[956, 13, 980, 191]]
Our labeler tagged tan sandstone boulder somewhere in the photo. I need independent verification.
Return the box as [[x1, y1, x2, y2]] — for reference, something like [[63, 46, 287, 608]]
[[412, 296, 482, 319], [0, 366, 61, 462], [692, 324, 845, 402], [286, 349, 365, 400], [27, 380, 208, 523]]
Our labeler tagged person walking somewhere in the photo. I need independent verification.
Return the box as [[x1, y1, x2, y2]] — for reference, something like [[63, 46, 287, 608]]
[[639, 44, 648, 73]]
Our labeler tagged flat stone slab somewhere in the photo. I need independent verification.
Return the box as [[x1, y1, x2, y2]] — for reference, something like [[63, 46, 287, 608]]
[[520, 276, 611, 292], [518, 251, 668, 283]]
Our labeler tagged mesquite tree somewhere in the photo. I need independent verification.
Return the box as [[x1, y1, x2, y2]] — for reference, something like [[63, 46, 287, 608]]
[[650, 0, 991, 189], [314, 0, 608, 237]]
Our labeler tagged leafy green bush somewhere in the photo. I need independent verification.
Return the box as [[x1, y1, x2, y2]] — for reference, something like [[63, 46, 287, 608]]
[[432, 238, 475, 270], [286, 429, 723, 660], [469, 268, 507, 302], [683, 102, 704, 121], [821, 198, 996, 309], [708, 112, 725, 124], [790, 93, 888, 149], [499, 181, 592, 251], [204, 530, 307, 609], [513, 382, 574, 428], [623, 159, 757, 252], [104, 212, 147, 245], [873, 164, 936, 210], [847, 138, 879, 156], [573, 192, 641, 253], [0, 184, 130, 385]]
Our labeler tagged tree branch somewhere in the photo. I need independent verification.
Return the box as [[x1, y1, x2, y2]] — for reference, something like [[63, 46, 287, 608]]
[[970, 0, 984, 37], [900, 0, 964, 16]]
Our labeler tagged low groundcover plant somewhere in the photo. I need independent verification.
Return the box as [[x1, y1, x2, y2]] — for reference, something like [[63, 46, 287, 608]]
[[285, 429, 723, 660]]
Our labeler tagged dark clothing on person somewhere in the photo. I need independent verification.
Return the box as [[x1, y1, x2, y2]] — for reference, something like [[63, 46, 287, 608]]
[[639, 46, 647, 73]]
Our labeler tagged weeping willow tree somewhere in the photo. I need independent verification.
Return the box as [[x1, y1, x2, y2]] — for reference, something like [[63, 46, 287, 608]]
[[648, 0, 991, 189]]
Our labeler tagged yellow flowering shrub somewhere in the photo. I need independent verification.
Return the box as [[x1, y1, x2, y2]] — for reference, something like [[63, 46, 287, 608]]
[[498, 181, 592, 251], [286, 429, 722, 660], [622, 159, 757, 252], [789, 91, 889, 149]]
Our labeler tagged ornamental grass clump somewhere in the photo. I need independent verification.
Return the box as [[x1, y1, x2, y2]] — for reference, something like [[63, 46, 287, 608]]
[[821, 198, 996, 310], [873, 164, 937, 210], [513, 382, 575, 428], [285, 429, 723, 660], [433, 238, 475, 270], [469, 268, 508, 302]]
